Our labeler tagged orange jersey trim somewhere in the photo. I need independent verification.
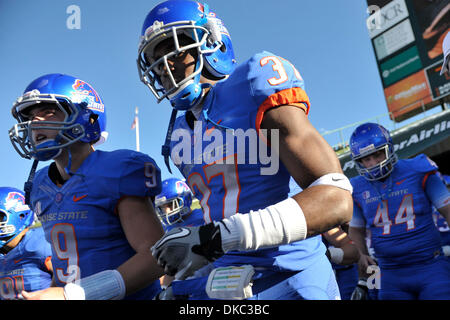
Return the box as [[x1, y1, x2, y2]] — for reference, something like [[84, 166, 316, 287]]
[[255, 87, 311, 133], [44, 256, 52, 272], [422, 170, 437, 189]]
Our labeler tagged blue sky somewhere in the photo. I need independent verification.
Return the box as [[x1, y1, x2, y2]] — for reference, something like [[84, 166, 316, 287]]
[[0, 0, 436, 191]]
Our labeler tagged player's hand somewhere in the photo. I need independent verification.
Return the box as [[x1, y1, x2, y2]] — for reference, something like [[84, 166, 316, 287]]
[[21, 287, 66, 300], [151, 223, 224, 280], [350, 278, 369, 300], [357, 254, 377, 276]]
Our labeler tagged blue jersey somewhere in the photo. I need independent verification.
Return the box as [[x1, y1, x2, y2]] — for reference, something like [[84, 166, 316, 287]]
[[433, 208, 450, 246], [170, 51, 325, 271], [350, 154, 443, 268], [30, 149, 162, 299], [0, 227, 52, 300], [164, 208, 204, 231]]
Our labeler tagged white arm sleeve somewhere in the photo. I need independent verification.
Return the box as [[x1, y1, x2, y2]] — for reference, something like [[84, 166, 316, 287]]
[[218, 173, 351, 252], [219, 198, 307, 252]]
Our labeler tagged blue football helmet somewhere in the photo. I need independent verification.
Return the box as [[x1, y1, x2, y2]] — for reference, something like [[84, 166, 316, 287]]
[[0, 187, 34, 249], [137, 0, 236, 110], [350, 123, 398, 181], [155, 178, 193, 226], [9, 73, 108, 161]]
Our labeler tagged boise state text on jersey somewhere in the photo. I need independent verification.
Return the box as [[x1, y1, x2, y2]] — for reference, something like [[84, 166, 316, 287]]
[[351, 154, 443, 268], [30, 149, 162, 300], [170, 51, 325, 272]]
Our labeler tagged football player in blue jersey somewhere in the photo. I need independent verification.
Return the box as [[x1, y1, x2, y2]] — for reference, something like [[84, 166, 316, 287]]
[[137, 0, 353, 300], [155, 177, 204, 230], [155, 177, 204, 289], [291, 178, 359, 299], [348, 122, 450, 300], [0, 187, 53, 300], [8, 73, 165, 300]]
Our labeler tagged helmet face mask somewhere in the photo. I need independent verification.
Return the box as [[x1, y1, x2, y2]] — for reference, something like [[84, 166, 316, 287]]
[[140, 31, 204, 105], [353, 145, 397, 181], [9, 74, 107, 161], [137, 0, 236, 110], [11, 94, 84, 161], [155, 196, 186, 225], [155, 178, 193, 226], [350, 123, 398, 181]]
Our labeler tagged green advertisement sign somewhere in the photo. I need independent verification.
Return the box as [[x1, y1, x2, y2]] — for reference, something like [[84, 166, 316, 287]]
[[339, 109, 450, 178], [380, 45, 422, 87]]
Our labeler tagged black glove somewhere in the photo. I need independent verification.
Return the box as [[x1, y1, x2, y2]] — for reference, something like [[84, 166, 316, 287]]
[[350, 278, 369, 300]]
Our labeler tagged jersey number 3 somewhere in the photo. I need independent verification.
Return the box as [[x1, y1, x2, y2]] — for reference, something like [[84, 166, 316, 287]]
[[260, 56, 303, 86]]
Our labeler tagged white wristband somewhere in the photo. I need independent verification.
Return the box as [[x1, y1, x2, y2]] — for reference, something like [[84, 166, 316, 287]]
[[63, 270, 126, 300], [64, 282, 86, 300], [442, 245, 450, 257], [219, 197, 307, 252], [328, 247, 344, 264], [308, 173, 353, 194]]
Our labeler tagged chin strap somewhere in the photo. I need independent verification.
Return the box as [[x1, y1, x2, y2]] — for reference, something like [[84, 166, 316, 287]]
[[24, 159, 39, 206], [64, 150, 75, 177], [162, 108, 179, 174]]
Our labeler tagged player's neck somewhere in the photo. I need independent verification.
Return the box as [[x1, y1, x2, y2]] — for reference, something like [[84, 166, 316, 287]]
[[185, 86, 213, 128], [54, 143, 94, 181], [1, 228, 29, 254]]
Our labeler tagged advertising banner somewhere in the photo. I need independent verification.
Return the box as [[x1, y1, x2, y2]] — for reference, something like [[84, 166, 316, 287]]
[[373, 19, 415, 61], [380, 45, 422, 86], [384, 70, 433, 120], [366, 0, 450, 122], [367, 0, 409, 39]]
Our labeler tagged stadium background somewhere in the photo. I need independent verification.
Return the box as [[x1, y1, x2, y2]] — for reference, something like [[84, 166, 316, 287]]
[[332, 0, 449, 180], [188, 0, 450, 212]]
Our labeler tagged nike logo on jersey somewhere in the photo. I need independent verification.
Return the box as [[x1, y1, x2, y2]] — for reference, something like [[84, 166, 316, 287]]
[[396, 179, 407, 185], [155, 228, 191, 249], [332, 177, 343, 182], [73, 194, 87, 202], [14, 258, 23, 264]]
